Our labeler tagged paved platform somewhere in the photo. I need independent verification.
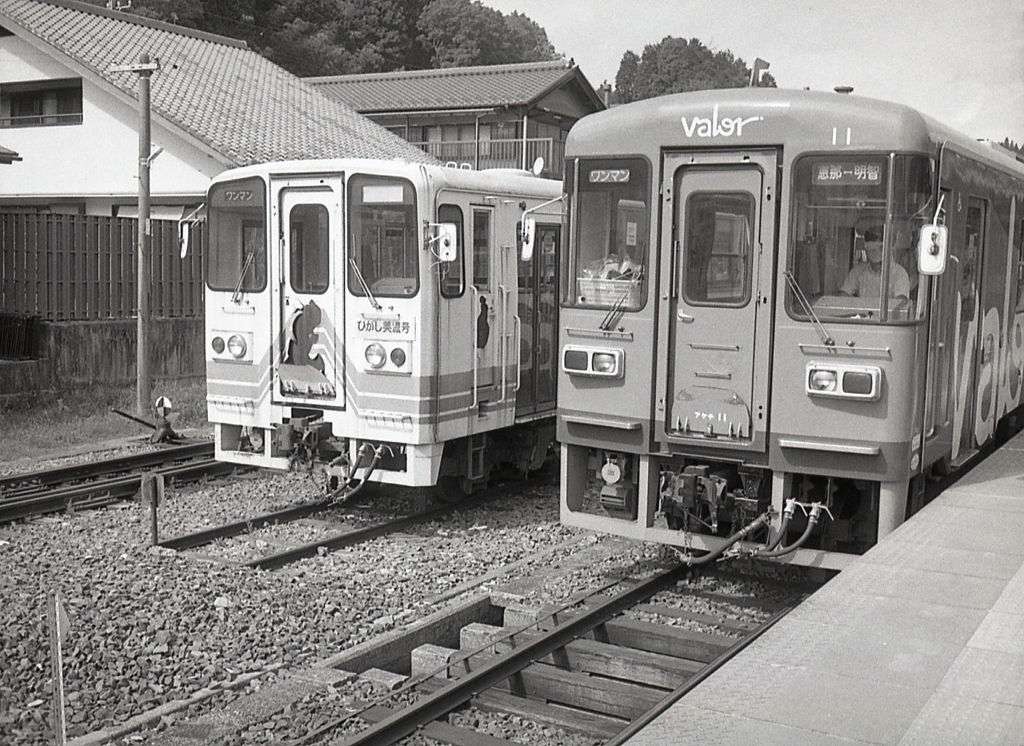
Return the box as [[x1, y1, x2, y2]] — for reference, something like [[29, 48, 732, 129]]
[[626, 431, 1024, 746]]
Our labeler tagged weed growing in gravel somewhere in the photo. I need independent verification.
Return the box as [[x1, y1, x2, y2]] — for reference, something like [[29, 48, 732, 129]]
[[0, 378, 210, 464]]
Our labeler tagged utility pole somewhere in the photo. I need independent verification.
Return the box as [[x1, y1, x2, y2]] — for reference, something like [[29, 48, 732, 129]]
[[111, 52, 160, 417]]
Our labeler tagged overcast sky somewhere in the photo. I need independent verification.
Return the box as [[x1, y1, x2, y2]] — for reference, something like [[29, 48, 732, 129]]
[[483, 0, 1024, 145]]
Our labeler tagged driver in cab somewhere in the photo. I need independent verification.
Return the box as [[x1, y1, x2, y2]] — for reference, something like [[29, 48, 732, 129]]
[[839, 227, 910, 300]]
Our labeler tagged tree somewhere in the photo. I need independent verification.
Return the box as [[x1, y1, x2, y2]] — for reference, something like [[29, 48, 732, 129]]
[[614, 36, 777, 104], [417, 0, 560, 68], [613, 50, 639, 105], [104, 0, 558, 76], [1001, 138, 1023, 155], [503, 11, 557, 63]]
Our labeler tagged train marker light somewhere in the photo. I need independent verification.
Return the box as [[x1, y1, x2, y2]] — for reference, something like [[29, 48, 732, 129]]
[[212, 336, 225, 354], [227, 334, 247, 359], [365, 343, 386, 368], [390, 347, 407, 367], [563, 349, 588, 371]]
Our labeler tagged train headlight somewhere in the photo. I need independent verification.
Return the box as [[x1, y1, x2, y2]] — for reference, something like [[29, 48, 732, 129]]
[[806, 363, 882, 400], [390, 347, 407, 367], [561, 346, 624, 378], [227, 334, 247, 359], [365, 343, 386, 369], [808, 369, 838, 392], [211, 336, 226, 354], [592, 352, 618, 375]]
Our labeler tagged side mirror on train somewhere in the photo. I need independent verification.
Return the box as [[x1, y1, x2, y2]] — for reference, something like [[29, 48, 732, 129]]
[[431, 223, 457, 262], [917, 224, 948, 275], [178, 222, 190, 258], [521, 217, 537, 262]]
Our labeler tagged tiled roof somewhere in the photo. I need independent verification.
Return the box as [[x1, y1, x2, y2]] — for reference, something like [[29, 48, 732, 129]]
[[0, 0, 434, 167], [308, 60, 603, 114]]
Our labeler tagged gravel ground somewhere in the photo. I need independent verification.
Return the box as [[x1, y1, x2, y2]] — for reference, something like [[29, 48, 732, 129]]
[[1, 443, 818, 746], [0, 448, 666, 746]]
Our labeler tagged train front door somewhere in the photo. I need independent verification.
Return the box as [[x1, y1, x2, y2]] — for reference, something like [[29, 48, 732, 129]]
[[662, 151, 776, 445], [271, 180, 345, 409], [516, 223, 559, 417]]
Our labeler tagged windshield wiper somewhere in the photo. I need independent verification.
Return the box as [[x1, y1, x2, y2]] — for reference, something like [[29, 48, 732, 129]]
[[231, 251, 255, 303], [349, 258, 382, 310], [784, 270, 833, 346]]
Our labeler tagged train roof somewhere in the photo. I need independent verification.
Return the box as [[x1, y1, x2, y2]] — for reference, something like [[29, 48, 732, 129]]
[[567, 88, 1024, 178], [209, 158, 562, 197]]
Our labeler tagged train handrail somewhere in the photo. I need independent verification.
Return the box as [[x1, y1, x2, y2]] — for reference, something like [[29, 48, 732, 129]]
[[497, 283, 508, 404], [513, 313, 522, 392], [470, 285, 480, 410]]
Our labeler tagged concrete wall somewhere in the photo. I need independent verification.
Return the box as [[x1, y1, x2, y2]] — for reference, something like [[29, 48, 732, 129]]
[[0, 317, 204, 397]]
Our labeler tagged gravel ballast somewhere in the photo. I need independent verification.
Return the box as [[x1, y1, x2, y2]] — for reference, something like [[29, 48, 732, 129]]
[[2, 446, 817, 746], [0, 458, 665, 746]]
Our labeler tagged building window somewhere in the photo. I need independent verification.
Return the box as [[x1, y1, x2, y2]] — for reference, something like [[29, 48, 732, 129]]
[[0, 78, 83, 128]]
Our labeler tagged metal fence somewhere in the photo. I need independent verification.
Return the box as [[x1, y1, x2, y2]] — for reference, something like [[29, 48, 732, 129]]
[[0, 211, 205, 321], [408, 137, 565, 177]]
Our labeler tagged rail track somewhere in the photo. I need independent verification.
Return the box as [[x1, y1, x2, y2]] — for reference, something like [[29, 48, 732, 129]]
[[289, 564, 813, 746], [0, 441, 230, 524], [157, 473, 551, 571]]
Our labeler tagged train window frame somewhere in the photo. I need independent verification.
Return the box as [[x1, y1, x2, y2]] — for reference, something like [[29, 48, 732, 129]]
[[472, 208, 491, 291], [347, 174, 419, 299], [680, 189, 756, 308], [438, 203, 465, 298], [785, 152, 933, 326], [205, 176, 268, 293], [288, 202, 330, 295], [564, 155, 651, 312]]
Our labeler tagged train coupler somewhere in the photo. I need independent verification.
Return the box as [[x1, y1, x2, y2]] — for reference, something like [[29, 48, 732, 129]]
[[661, 465, 731, 533]]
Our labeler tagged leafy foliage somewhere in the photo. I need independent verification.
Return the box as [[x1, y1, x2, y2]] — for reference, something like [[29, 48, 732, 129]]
[[612, 36, 777, 104], [416, 0, 558, 67], [88, 0, 556, 76]]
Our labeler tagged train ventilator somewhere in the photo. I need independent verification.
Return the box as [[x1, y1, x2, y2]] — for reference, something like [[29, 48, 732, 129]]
[[201, 159, 562, 502], [554, 88, 1024, 569]]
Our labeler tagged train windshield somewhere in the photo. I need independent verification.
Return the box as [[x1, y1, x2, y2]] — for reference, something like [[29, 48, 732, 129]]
[[787, 154, 934, 323], [206, 176, 267, 293], [566, 157, 650, 310], [348, 175, 419, 298]]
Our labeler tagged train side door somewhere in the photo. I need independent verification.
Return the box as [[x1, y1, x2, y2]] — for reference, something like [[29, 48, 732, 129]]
[[949, 195, 987, 462], [923, 187, 955, 463], [435, 199, 473, 440], [471, 206, 501, 398], [662, 151, 776, 446], [516, 223, 559, 417], [271, 180, 345, 409]]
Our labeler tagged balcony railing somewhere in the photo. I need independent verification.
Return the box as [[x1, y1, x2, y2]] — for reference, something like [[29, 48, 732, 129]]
[[407, 137, 565, 178]]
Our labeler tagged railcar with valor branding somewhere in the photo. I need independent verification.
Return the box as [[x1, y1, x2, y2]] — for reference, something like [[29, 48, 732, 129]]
[[203, 159, 562, 500], [550, 88, 1024, 568]]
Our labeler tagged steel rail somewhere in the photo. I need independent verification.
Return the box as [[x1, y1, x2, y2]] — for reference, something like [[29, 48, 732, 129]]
[[0, 455, 228, 524], [242, 481, 528, 571], [0, 441, 213, 492], [337, 562, 693, 746], [603, 601, 802, 746], [158, 498, 336, 550]]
